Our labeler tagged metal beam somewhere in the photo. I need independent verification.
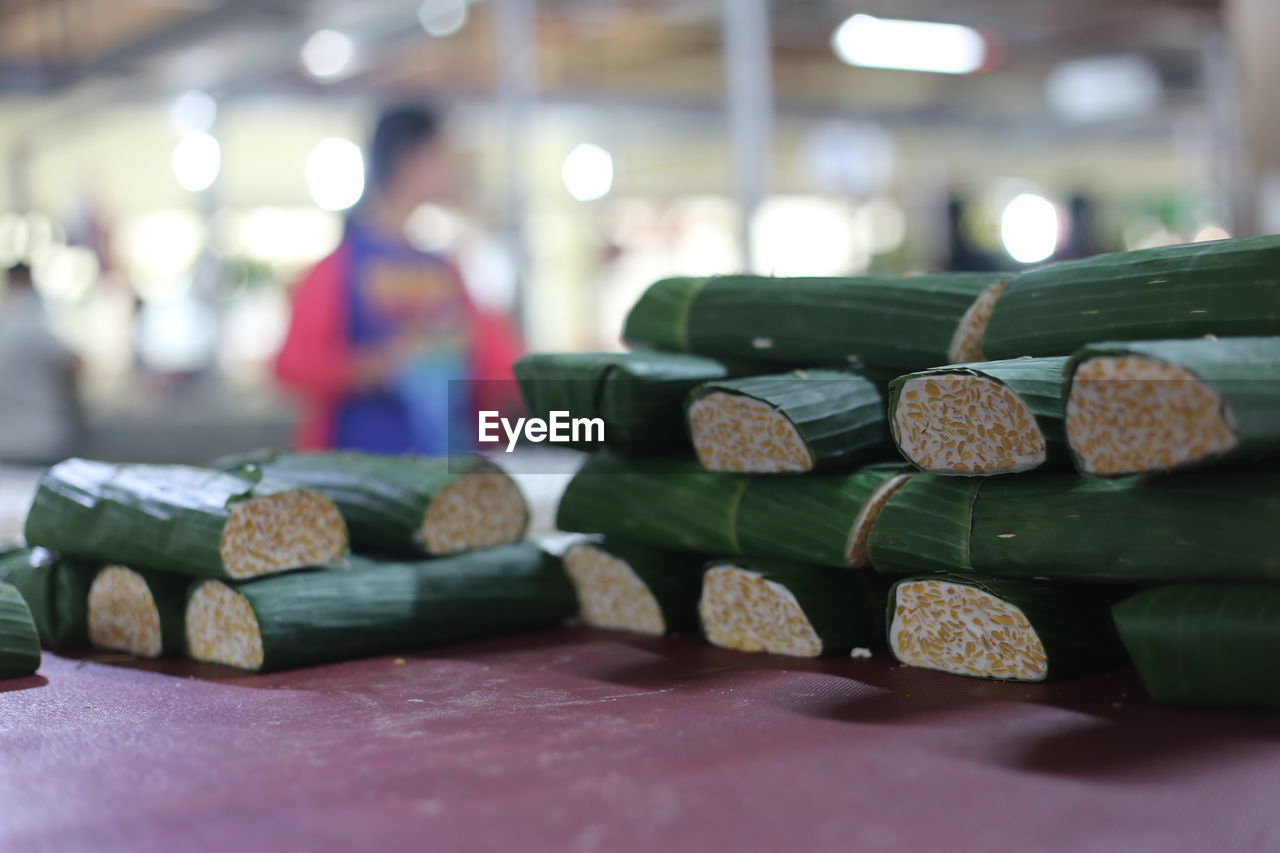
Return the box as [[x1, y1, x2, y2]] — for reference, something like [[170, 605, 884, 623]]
[[493, 0, 538, 334], [5, 136, 30, 211], [0, 0, 302, 94], [722, 0, 773, 271], [1199, 26, 1247, 235], [1225, 0, 1276, 235], [0, 61, 51, 93]]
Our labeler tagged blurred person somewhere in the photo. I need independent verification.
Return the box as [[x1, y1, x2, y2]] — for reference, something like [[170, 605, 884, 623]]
[[1059, 193, 1104, 261], [0, 263, 81, 465], [276, 105, 522, 454], [943, 194, 1000, 272]]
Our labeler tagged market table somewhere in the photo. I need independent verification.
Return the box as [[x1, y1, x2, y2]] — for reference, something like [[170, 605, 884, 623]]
[[3, 628, 1279, 853]]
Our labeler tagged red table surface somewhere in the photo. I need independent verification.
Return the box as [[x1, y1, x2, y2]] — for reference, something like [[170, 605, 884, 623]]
[[2, 628, 1279, 853]]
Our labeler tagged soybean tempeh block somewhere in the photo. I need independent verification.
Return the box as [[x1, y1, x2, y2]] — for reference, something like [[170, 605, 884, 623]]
[[219, 451, 526, 557], [888, 574, 1127, 682], [87, 565, 188, 658], [624, 273, 1007, 371], [889, 357, 1069, 475], [734, 463, 913, 567], [687, 369, 888, 473], [0, 547, 93, 648], [869, 469, 1280, 583], [983, 235, 1280, 359], [867, 475, 980, 577], [514, 351, 733, 454], [563, 539, 704, 635], [556, 453, 746, 555], [0, 582, 41, 678], [1113, 584, 1280, 709], [558, 454, 912, 568], [1065, 337, 1280, 476], [699, 558, 890, 657], [25, 459, 348, 580], [185, 542, 575, 672], [623, 276, 706, 353]]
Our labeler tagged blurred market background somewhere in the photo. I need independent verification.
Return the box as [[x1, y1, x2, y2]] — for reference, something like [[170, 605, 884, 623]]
[[0, 0, 1276, 490]]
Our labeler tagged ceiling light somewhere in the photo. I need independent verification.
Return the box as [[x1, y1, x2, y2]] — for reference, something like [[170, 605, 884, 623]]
[[301, 29, 355, 80], [832, 15, 985, 75], [1001, 193, 1059, 264], [170, 90, 217, 134], [172, 132, 220, 192], [306, 138, 365, 211], [561, 144, 614, 202], [1046, 54, 1162, 124], [418, 0, 468, 37]]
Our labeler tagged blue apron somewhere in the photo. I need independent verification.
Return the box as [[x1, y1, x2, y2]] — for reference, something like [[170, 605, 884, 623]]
[[333, 221, 468, 454]]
